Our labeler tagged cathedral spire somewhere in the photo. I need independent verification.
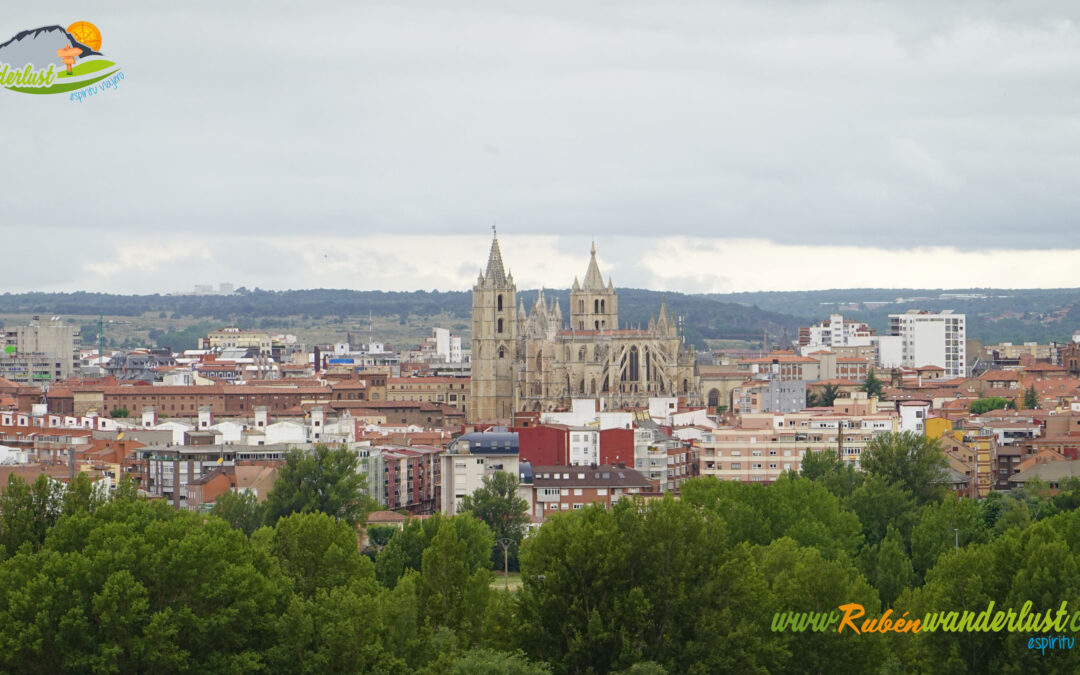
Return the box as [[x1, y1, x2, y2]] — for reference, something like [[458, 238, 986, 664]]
[[582, 241, 606, 290], [483, 231, 507, 286]]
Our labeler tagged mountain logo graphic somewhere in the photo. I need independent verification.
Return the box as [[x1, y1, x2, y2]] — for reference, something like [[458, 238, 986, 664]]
[[0, 21, 121, 95]]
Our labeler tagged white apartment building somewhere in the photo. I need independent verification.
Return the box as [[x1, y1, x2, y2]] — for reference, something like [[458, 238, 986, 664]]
[[433, 328, 463, 363], [568, 428, 600, 465], [888, 310, 967, 378], [797, 314, 875, 352]]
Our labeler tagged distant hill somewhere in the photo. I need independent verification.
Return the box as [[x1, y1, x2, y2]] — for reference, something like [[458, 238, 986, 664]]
[[0, 289, 802, 349], [5, 287, 1077, 349], [706, 288, 1080, 345]]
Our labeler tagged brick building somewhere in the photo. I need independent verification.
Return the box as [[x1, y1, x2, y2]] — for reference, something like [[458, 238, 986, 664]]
[[520, 463, 652, 522]]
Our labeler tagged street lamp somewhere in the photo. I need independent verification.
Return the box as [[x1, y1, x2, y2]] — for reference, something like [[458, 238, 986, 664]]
[[496, 537, 514, 591]]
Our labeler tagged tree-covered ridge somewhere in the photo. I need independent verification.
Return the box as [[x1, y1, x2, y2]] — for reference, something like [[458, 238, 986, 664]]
[[0, 288, 803, 349], [708, 287, 1080, 345]]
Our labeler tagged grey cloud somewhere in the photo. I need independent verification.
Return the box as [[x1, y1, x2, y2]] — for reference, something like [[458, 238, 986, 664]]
[[4, 0, 1080, 295]]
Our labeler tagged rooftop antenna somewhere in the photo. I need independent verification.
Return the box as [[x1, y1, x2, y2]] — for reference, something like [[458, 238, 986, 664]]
[[98, 314, 104, 367], [368, 310, 374, 348]]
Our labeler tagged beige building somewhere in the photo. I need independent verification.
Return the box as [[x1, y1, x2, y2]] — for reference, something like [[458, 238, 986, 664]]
[[201, 328, 273, 355], [469, 235, 700, 423], [0, 317, 81, 384], [698, 409, 897, 483], [386, 376, 470, 415]]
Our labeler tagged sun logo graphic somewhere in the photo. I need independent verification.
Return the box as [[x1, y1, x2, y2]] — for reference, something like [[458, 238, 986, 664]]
[[0, 20, 122, 96]]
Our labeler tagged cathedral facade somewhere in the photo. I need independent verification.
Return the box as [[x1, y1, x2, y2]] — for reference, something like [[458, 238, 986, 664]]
[[469, 234, 700, 422]]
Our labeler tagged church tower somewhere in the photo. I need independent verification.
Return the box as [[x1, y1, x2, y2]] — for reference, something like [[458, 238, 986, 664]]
[[470, 232, 517, 422], [570, 242, 618, 332]]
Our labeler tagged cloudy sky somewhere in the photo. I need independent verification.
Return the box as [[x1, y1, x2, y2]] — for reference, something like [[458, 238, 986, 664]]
[[5, 1, 1080, 294]]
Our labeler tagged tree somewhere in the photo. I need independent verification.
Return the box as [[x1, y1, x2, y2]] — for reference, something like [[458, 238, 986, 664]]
[[968, 397, 1013, 415], [211, 490, 265, 536], [365, 524, 396, 552], [263, 445, 374, 526], [860, 369, 884, 399], [420, 520, 492, 645], [909, 493, 987, 578], [868, 526, 915, 606], [0, 474, 64, 559], [437, 648, 551, 674], [859, 432, 949, 504], [263, 511, 374, 598], [519, 497, 787, 674], [458, 471, 529, 571], [1023, 385, 1039, 410], [0, 499, 284, 673], [844, 474, 919, 548], [376, 514, 493, 589], [109, 407, 129, 418], [810, 383, 841, 408], [799, 450, 863, 499]]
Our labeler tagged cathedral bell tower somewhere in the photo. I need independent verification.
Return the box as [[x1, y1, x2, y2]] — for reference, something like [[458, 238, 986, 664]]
[[570, 242, 618, 332], [470, 232, 517, 422]]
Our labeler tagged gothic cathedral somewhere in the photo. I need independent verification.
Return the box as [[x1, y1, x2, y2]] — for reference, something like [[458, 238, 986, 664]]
[[470, 233, 700, 422]]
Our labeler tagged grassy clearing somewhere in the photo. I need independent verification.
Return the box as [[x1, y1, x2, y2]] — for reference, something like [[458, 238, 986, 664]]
[[490, 572, 522, 591]]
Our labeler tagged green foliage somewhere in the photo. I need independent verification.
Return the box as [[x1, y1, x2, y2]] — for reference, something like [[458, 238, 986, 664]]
[[844, 475, 919, 548], [968, 397, 1015, 415], [808, 382, 841, 408], [263, 444, 374, 526], [210, 490, 264, 536], [419, 520, 492, 644], [376, 513, 494, 589], [0, 499, 284, 673], [264, 511, 373, 598], [1023, 385, 1039, 409], [859, 432, 949, 505], [861, 369, 884, 399], [683, 474, 863, 559], [910, 494, 989, 578], [365, 523, 397, 550], [12, 442, 1080, 672], [753, 537, 885, 672], [109, 407, 129, 418], [425, 648, 552, 675], [0, 474, 64, 559], [866, 526, 915, 606], [459, 471, 530, 571], [519, 498, 786, 673]]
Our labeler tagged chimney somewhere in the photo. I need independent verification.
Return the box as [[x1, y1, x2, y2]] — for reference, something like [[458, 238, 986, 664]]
[[198, 406, 213, 429], [254, 406, 269, 429], [310, 406, 326, 440]]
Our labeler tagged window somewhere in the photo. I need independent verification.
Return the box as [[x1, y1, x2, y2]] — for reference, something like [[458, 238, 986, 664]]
[[497, 318, 503, 334], [573, 503, 583, 510], [731, 463, 741, 470], [497, 294, 503, 311], [597, 488, 608, 496], [561, 503, 569, 510]]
